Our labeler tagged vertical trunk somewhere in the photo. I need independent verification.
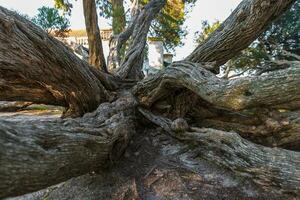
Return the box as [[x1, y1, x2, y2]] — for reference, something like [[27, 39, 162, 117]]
[[112, 0, 126, 35], [83, 0, 107, 72]]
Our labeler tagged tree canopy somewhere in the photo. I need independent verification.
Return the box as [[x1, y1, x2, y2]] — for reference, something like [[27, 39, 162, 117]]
[[194, 0, 300, 77], [32, 6, 70, 37]]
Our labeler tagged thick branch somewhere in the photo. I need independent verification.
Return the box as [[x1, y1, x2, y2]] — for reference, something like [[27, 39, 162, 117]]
[[0, 6, 115, 117], [139, 109, 300, 195], [134, 61, 300, 111], [0, 93, 137, 199], [107, 8, 140, 71], [116, 0, 166, 80], [186, 0, 296, 72]]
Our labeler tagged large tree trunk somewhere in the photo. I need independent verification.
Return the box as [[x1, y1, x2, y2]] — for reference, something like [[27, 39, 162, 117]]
[[0, 6, 117, 117], [1, 0, 300, 199], [83, 0, 107, 72], [0, 92, 137, 198]]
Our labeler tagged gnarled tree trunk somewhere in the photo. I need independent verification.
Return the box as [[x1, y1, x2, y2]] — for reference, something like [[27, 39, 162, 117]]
[[0, 0, 299, 199]]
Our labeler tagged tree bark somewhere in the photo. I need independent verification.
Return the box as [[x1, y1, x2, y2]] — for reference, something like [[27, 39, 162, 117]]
[[0, 93, 137, 198], [116, 0, 167, 80], [107, 4, 141, 71], [83, 0, 107, 72], [1, 0, 300, 199], [186, 0, 296, 73], [112, 0, 126, 35], [139, 108, 300, 196], [0, 6, 116, 117], [134, 61, 300, 111], [134, 61, 300, 149]]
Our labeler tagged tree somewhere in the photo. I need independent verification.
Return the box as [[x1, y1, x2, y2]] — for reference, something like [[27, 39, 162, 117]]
[[32, 6, 70, 37], [1, 0, 300, 199], [194, 0, 300, 77], [82, 0, 107, 71], [55, 0, 107, 71]]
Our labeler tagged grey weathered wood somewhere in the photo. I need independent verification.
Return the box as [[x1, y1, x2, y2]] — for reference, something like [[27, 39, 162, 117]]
[[116, 0, 166, 80], [134, 61, 300, 111], [0, 93, 137, 199], [139, 108, 300, 196], [0, 6, 116, 117]]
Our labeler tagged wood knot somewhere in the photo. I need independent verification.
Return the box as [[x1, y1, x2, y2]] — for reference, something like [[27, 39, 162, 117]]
[[171, 118, 189, 133]]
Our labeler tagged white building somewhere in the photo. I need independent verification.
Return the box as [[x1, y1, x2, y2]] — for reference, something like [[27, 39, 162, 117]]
[[61, 30, 173, 75], [63, 28, 113, 60]]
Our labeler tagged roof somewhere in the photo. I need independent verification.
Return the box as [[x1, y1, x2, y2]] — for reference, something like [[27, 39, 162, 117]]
[[68, 28, 113, 39]]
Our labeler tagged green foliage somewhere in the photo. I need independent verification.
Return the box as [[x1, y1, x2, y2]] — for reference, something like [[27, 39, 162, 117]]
[[32, 6, 70, 37], [194, 0, 299, 73], [96, 0, 196, 51], [260, 0, 300, 56], [54, 0, 73, 15], [194, 20, 220, 44], [145, 0, 197, 51]]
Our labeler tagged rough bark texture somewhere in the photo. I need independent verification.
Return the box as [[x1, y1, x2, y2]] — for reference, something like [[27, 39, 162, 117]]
[[1, 0, 300, 199], [0, 93, 137, 198], [139, 109, 300, 196], [83, 0, 107, 72], [134, 61, 300, 149], [0, 6, 116, 117], [107, 5, 140, 71], [134, 61, 300, 111], [116, 0, 167, 80], [186, 0, 296, 73]]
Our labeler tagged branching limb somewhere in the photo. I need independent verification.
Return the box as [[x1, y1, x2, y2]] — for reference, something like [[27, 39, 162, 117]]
[[139, 108, 300, 196], [134, 61, 300, 111], [186, 0, 296, 73], [116, 0, 166, 80], [0, 6, 117, 117], [0, 93, 137, 199]]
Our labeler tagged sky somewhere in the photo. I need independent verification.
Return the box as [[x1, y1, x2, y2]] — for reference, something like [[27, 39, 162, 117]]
[[0, 0, 242, 60]]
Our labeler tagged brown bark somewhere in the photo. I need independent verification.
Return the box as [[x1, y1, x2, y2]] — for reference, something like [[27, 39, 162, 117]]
[[0, 6, 116, 117], [139, 109, 300, 196], [186, 0, 296, 73], [134, 61, 300, 149], [107, 5, 141, 71], [83, 0, 107, 72]]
